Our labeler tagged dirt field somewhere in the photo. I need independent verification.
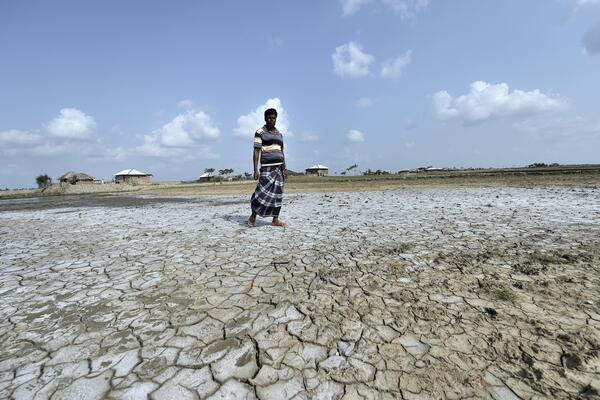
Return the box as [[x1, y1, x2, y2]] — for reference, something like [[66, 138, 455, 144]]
[[1, 176, 599, 399]]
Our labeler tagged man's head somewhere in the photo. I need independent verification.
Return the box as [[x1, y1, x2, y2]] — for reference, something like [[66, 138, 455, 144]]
[[264, 108, 277, 129]]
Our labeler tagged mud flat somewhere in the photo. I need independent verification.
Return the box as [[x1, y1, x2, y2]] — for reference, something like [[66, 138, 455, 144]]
[[1, 187, 599, 399]]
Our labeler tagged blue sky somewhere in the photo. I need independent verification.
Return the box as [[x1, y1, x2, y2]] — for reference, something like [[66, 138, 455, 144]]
[[1, 0, 599, 188]]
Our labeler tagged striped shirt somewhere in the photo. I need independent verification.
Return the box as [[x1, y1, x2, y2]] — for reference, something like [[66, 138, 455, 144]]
[[253, 125, 285, 167]]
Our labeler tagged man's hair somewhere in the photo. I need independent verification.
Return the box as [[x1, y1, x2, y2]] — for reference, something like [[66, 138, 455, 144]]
[[264, 108, 278, 118]]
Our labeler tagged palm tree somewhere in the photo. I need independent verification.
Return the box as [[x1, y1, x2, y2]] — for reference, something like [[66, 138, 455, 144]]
[[346, 164, 358, 176], [204, 167, 215, 175]]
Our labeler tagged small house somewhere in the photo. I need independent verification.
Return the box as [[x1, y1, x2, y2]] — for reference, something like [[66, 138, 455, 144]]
[[59, 171, 94, 185], [305, 164, 329, 176], [197, 172, 213, 183], [114, 169, 153, 185]]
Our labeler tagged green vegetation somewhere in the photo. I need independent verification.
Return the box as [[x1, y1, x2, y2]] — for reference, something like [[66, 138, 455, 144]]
[[35, 174, 52, 189], [528, 252, 567, 265], [491, 287, 518, 302]]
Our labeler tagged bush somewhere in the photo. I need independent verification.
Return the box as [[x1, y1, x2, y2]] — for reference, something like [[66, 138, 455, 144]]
[[36, 174, 52, 189]]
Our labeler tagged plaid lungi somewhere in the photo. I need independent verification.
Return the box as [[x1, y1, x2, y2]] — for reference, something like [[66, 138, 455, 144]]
[[251, 165, 284, 217]]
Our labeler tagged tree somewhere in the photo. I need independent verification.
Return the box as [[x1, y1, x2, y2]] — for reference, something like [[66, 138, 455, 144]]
[[204, 167, 215, 175], [36, 174, 52, 189], [218, 169, 226, 176], [243, 172, 251, 179], [345, 164, 358, 175]]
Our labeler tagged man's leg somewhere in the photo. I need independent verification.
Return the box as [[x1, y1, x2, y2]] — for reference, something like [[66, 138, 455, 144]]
[[247, 212, 257, 227], [272, 216, 287, 227]]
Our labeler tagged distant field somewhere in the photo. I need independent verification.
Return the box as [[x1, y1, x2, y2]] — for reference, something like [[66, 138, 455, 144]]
[[2, 165, 599, 199]]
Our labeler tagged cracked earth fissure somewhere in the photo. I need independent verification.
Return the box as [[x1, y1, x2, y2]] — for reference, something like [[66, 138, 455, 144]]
[[1, 187, 599, 399]]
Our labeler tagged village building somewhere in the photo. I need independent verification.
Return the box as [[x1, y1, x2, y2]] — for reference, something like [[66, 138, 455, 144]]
[[113, 169, 153, 185], [305, 164, 329, 176], [197, 172, 213, 183], [59, 171, 95, 185]]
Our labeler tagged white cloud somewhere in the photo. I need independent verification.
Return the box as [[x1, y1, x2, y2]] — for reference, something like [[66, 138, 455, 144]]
[[356, 97, 374, 108], [582, 22, 600, 54], [29, 142, 74, 157], [573, 0, 600, 12], [268, 37, 284, 47], [381, 0, 429, 18], [432, 81, 569, 124], [347, 129, 366, 142], [332, 42, 375, 78], [340, 0, 372, 16], [1, 109, 128, 162], [301, 132, 320, 142], [47, 108, 96, 139], [0, 130, 43, 148], [233, 98, 290, 137], [177, 99, 195, 110], [515, 115, 600, 138], [381, 50, 412, 79], [340, 0, 429, 18], [570, 0, 600, 54], [139, 109, 220, 157]]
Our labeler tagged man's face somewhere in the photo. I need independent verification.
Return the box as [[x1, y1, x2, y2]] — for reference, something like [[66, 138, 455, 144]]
[[265, 114, 277, 129]]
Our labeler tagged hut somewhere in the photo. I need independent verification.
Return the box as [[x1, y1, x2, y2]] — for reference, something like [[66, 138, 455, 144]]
[[59, 171, 95, 185], [197, 172, 213, 183], [113, 169, 153, 185], [305, 164, 329, 176]]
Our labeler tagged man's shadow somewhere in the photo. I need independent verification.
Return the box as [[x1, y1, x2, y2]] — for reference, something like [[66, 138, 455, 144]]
[[222, 214, 271, 227]]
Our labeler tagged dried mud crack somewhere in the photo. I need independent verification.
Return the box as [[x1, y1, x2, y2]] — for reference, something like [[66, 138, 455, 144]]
[[1, 187, 599, 399]]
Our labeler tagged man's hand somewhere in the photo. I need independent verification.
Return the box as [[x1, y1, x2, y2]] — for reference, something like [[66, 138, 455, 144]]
[[253, 170, 260, 180], [283, 168, 288, 180]]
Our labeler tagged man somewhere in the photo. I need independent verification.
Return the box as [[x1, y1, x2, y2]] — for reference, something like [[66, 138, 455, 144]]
[[247, 108, 288, 227]]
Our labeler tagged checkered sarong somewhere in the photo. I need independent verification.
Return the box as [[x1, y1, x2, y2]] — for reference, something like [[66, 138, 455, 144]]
[[251, 165, 284, 217]]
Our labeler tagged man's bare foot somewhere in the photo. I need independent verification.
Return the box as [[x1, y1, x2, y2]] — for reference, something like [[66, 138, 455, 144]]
[[246, 218, 256, 227], [272, 218, 287, 228]]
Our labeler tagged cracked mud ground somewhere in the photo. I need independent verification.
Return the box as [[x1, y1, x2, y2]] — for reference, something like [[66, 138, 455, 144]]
[[1, 187, 599, 399]]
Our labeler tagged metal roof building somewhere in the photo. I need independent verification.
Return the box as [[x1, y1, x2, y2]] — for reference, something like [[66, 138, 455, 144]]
[[113, 169, 153, 185]]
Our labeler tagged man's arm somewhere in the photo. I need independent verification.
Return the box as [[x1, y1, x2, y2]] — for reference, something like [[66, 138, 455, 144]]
[[253, 148, 260, 180], [281, 143, 288, 180]]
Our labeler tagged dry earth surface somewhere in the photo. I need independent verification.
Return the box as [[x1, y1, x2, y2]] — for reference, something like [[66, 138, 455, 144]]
[[1, 186, 599, 399]]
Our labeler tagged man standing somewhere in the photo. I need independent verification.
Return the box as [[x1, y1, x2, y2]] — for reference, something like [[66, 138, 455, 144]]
[[247, 108, 288, 227]]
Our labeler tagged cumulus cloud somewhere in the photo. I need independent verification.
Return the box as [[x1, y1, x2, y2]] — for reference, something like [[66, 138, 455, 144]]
[[381, 50, 412, 79], [177, 99, 195, 110], [340, 0, 372, 16], [573, 0, 600, 12], [233, 98, 290, 137], [356, 97, 374, 108], [432, 81, 569, 124], [381, 0, 430, 18], [47, 108, 96, 139], [300, 132, 320, 142], [0, 130, 43, 148], [571, 0, 600, 54], [139, 109, 220, 157], [582, 22, 600, 53], [332, 42, 375, 78], [347, 129, 366, 142], [340, 0, 429, 17], [515, 115, 600, 138], [1, 108, 125, 161]]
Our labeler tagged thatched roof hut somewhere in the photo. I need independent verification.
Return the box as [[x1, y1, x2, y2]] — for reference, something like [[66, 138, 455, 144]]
[[59, 171, 95, 185]]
